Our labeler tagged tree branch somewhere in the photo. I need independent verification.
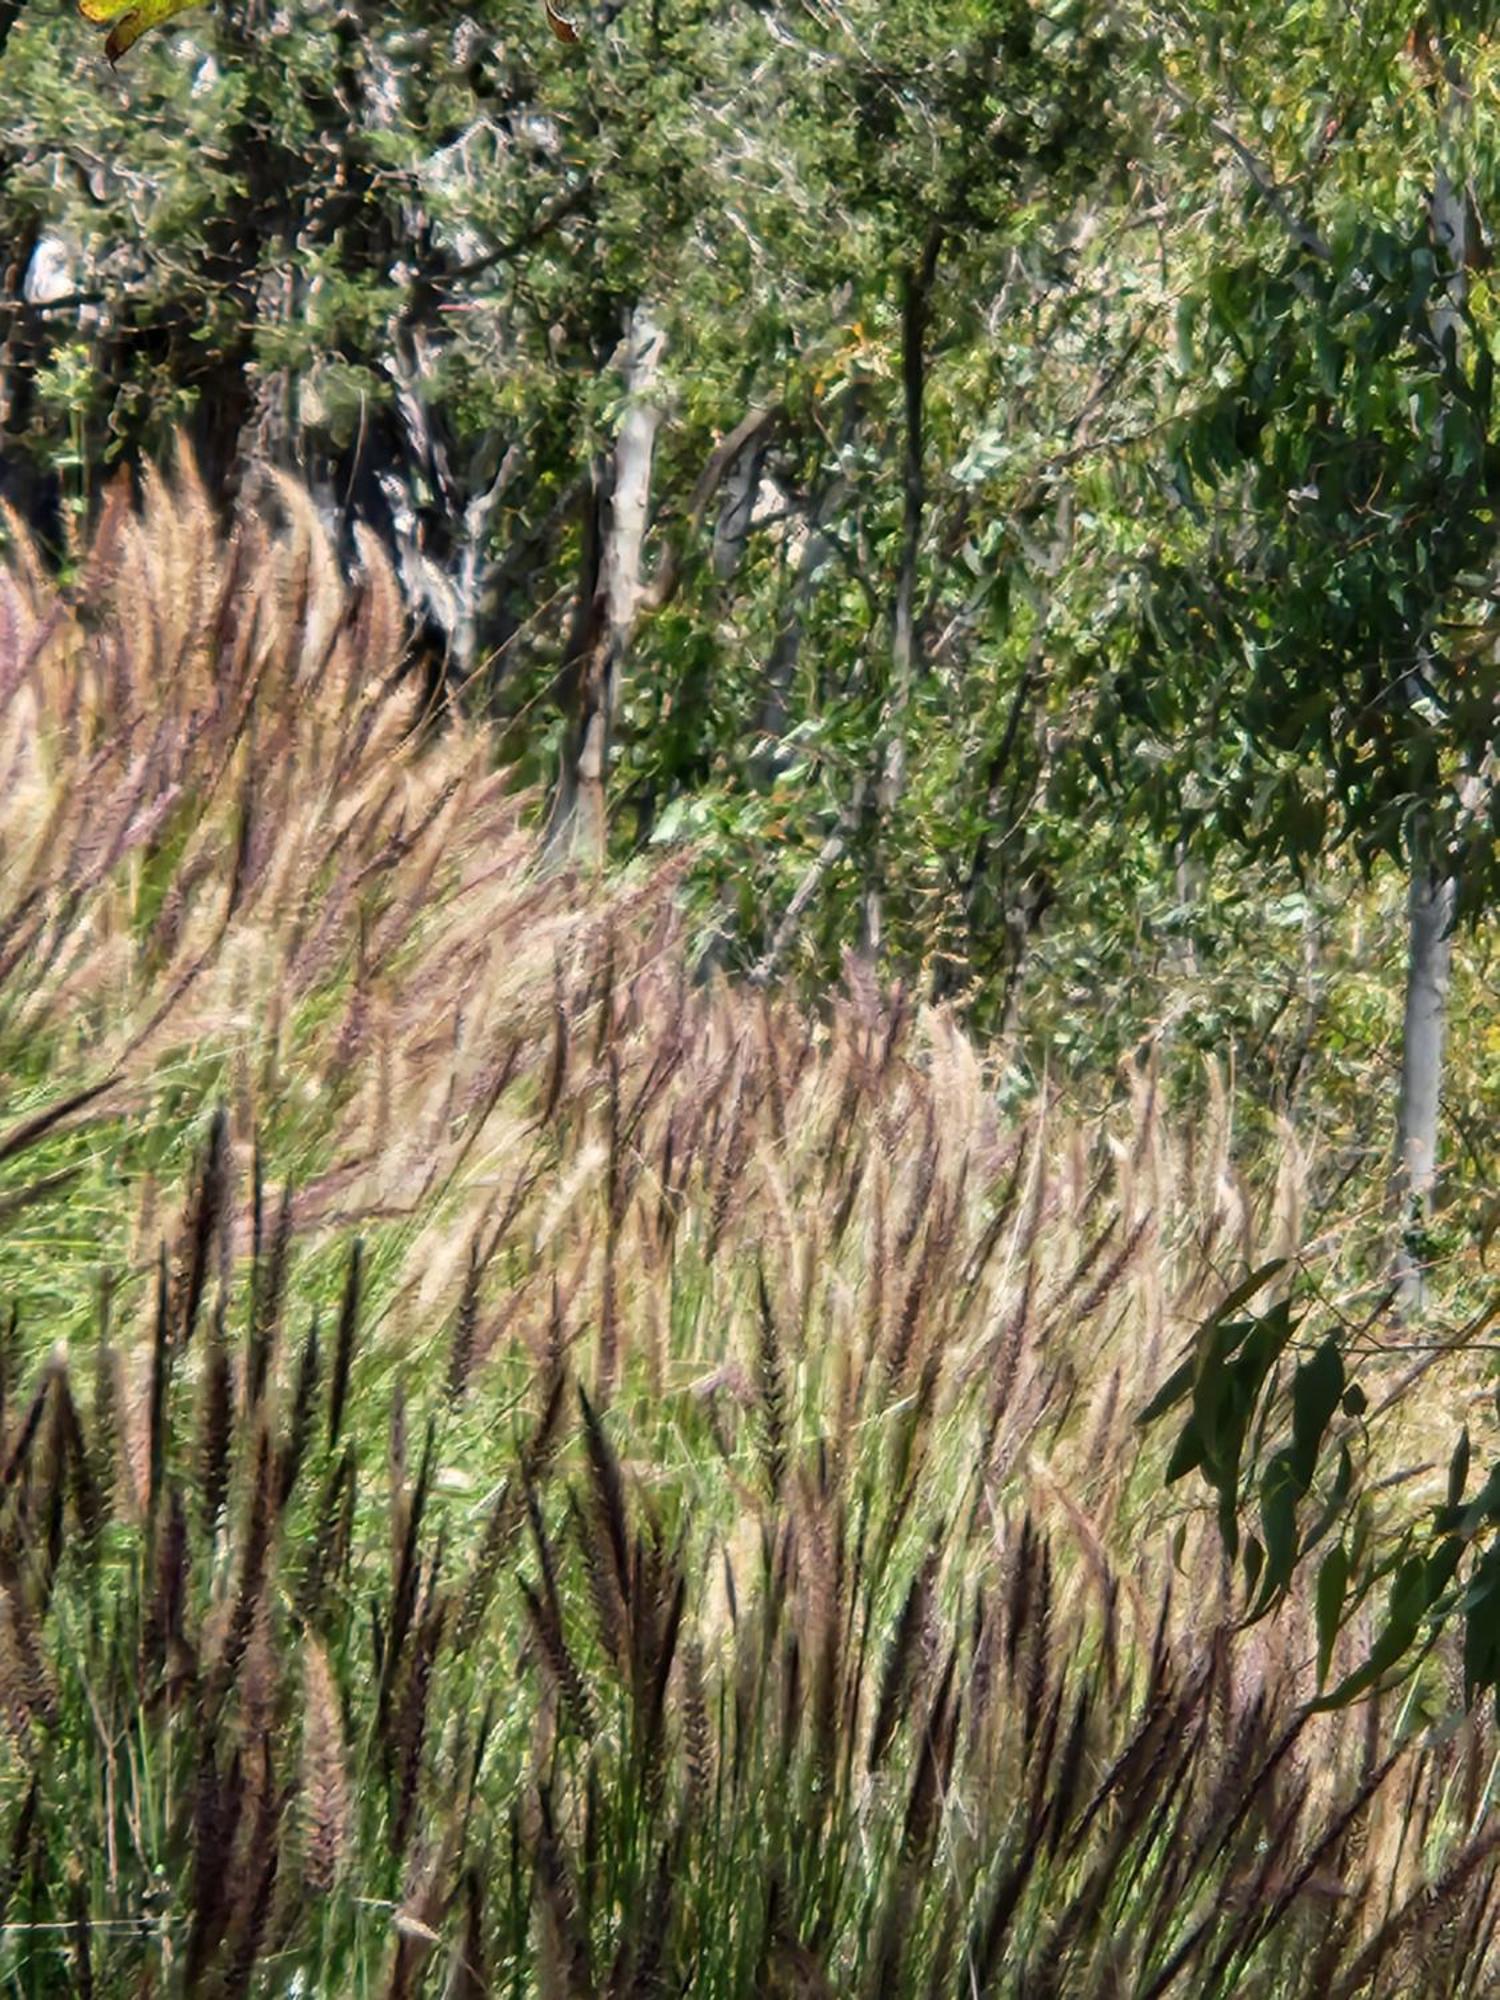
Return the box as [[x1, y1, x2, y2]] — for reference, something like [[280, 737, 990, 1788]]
[[1162, 78, 1331, 264], [639, 403, 783, 613]]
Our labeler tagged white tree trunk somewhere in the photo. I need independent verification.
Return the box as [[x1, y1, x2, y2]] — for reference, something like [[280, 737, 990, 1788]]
[[1394, 860, 1454, 1300], [555, 307, 667, 866], [1393, 81, 1469, 1308]]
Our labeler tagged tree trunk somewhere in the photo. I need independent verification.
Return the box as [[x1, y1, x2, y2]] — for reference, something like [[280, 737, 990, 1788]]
[[749, 477, 847, 787], [545, 467, 607, 858], [0, 0, 21, 61], [549, 307, 667, 866], [1394, 858, 1454, 1269], [861, 225, 942, 961], [1391, 69, 1470, 1308]]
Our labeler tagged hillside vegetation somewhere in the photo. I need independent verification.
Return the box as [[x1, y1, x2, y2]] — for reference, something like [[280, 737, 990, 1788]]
[[0, 466, 1494, 1996]]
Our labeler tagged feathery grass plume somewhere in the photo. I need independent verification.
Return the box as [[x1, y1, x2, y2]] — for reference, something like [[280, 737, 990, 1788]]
[[445, 1866, 488, 2000], [49, 1362, 102, 1563], [881, 1221, 933, 1396], [217, 1761, 284, 2000], [539, 948, 570, 1131], [210, 1420, 276, 1710], [299, 1634, 350, 1895], [523, 1288, 570, 1485], [89, 1326, 122, 1549], [379, 1417, 435, 1746], [1075, 1208, 1155, 1324], [869, 1531, 941, 1773], [0, 1303, 16, 1457], [0, 1354, 57, 1515], [520, 1482, 596, 1742], [597, 1235, 621, 1409], [865, 1649, 961, 1995], [172, 1106, 229, 1350], [1020, 1538, 1054, 1763], [385, 1847, 453, 2000], [389, 1375, 410, 1565], [707, 1075, 759, 1268], [296, 1442, 356, 1630], [532, 1782, 595, 2000], [1044, 1684, 1093, 1857], [0, 1778, 37, 1931], [142, 1480, 192, 1698], [1328, 1824, 1500, 2000], [0, 1583, 55, 1747], [327, 1235, 363, 1451], [578, 1386, 630, 1623], [679, 1634, 713, 1818], [20, 1358, 71, 1612], [754, 1263, 788, 1501], [144, 1244, 173, 1532], [571, 1483, 627, 1674], [797, 1471, 844, 1794], [893, 1105, 938, 1268], [246, 1178, 292, 1415], [199, 1296, 235, 1541], [635, 1545, 686, 1796], [445, 1241, 483, 1406], [68, 1864, 93, 2000], [276, 1312, 321, 1513], [391, 1592, 447, 1867], [240, 1590, 281, 1762], [454, 1480, 517, 1653], [2, 460, 1500, 1994]]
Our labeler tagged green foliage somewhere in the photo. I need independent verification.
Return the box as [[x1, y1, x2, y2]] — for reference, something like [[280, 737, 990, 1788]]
[[1120, 8, 1500, 908]]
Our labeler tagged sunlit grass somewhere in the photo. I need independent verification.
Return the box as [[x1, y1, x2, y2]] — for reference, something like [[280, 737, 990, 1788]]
[[0, 463, 1496, 1994]]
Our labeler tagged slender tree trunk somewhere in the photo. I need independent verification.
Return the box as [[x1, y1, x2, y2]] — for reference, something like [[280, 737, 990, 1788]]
[[0, 0, 26, 67], [545, 467, 607, 858], [861, 224, 942, 960], [1394, 857, 1454, 1226], [549, 307, 667, 866], [1392, 71, 1470, 1307], [750, 480, 847, 783]]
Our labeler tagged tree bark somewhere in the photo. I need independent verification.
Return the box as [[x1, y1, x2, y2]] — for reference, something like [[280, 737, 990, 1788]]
[[545, 465, 607, 858], [861, 224, 942, 960], [0, 0, 24, 67], [749, 474, 848, 785], [1394, 858, 1454, 1224], [1392, 65, 1471, 1308], [549, 307, 667, 867]]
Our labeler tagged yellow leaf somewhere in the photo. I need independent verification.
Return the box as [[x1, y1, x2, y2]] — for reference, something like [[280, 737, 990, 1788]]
[[77, 0, 203, 63]]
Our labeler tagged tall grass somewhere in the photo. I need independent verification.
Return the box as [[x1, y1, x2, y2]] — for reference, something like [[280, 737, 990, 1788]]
[[0, 462, 1493, 1995]]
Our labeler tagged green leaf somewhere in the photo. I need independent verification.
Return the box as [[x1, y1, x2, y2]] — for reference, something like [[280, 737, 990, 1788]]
[[1137, 1259, 1287, 1425], [1461, 1543, 1500, 1708], [1458, 1462, 1500, 1538], [1315, 1544, 1349, 1691], [1255, 1450, 1300, 1613], [1449, 1428, 1472, 1514], [1316, 1553, 1435, 1710], [1288, 1338, 1343, 1488], [1242, 1534, 1264, 1602], [77, 0, 203, 60]]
